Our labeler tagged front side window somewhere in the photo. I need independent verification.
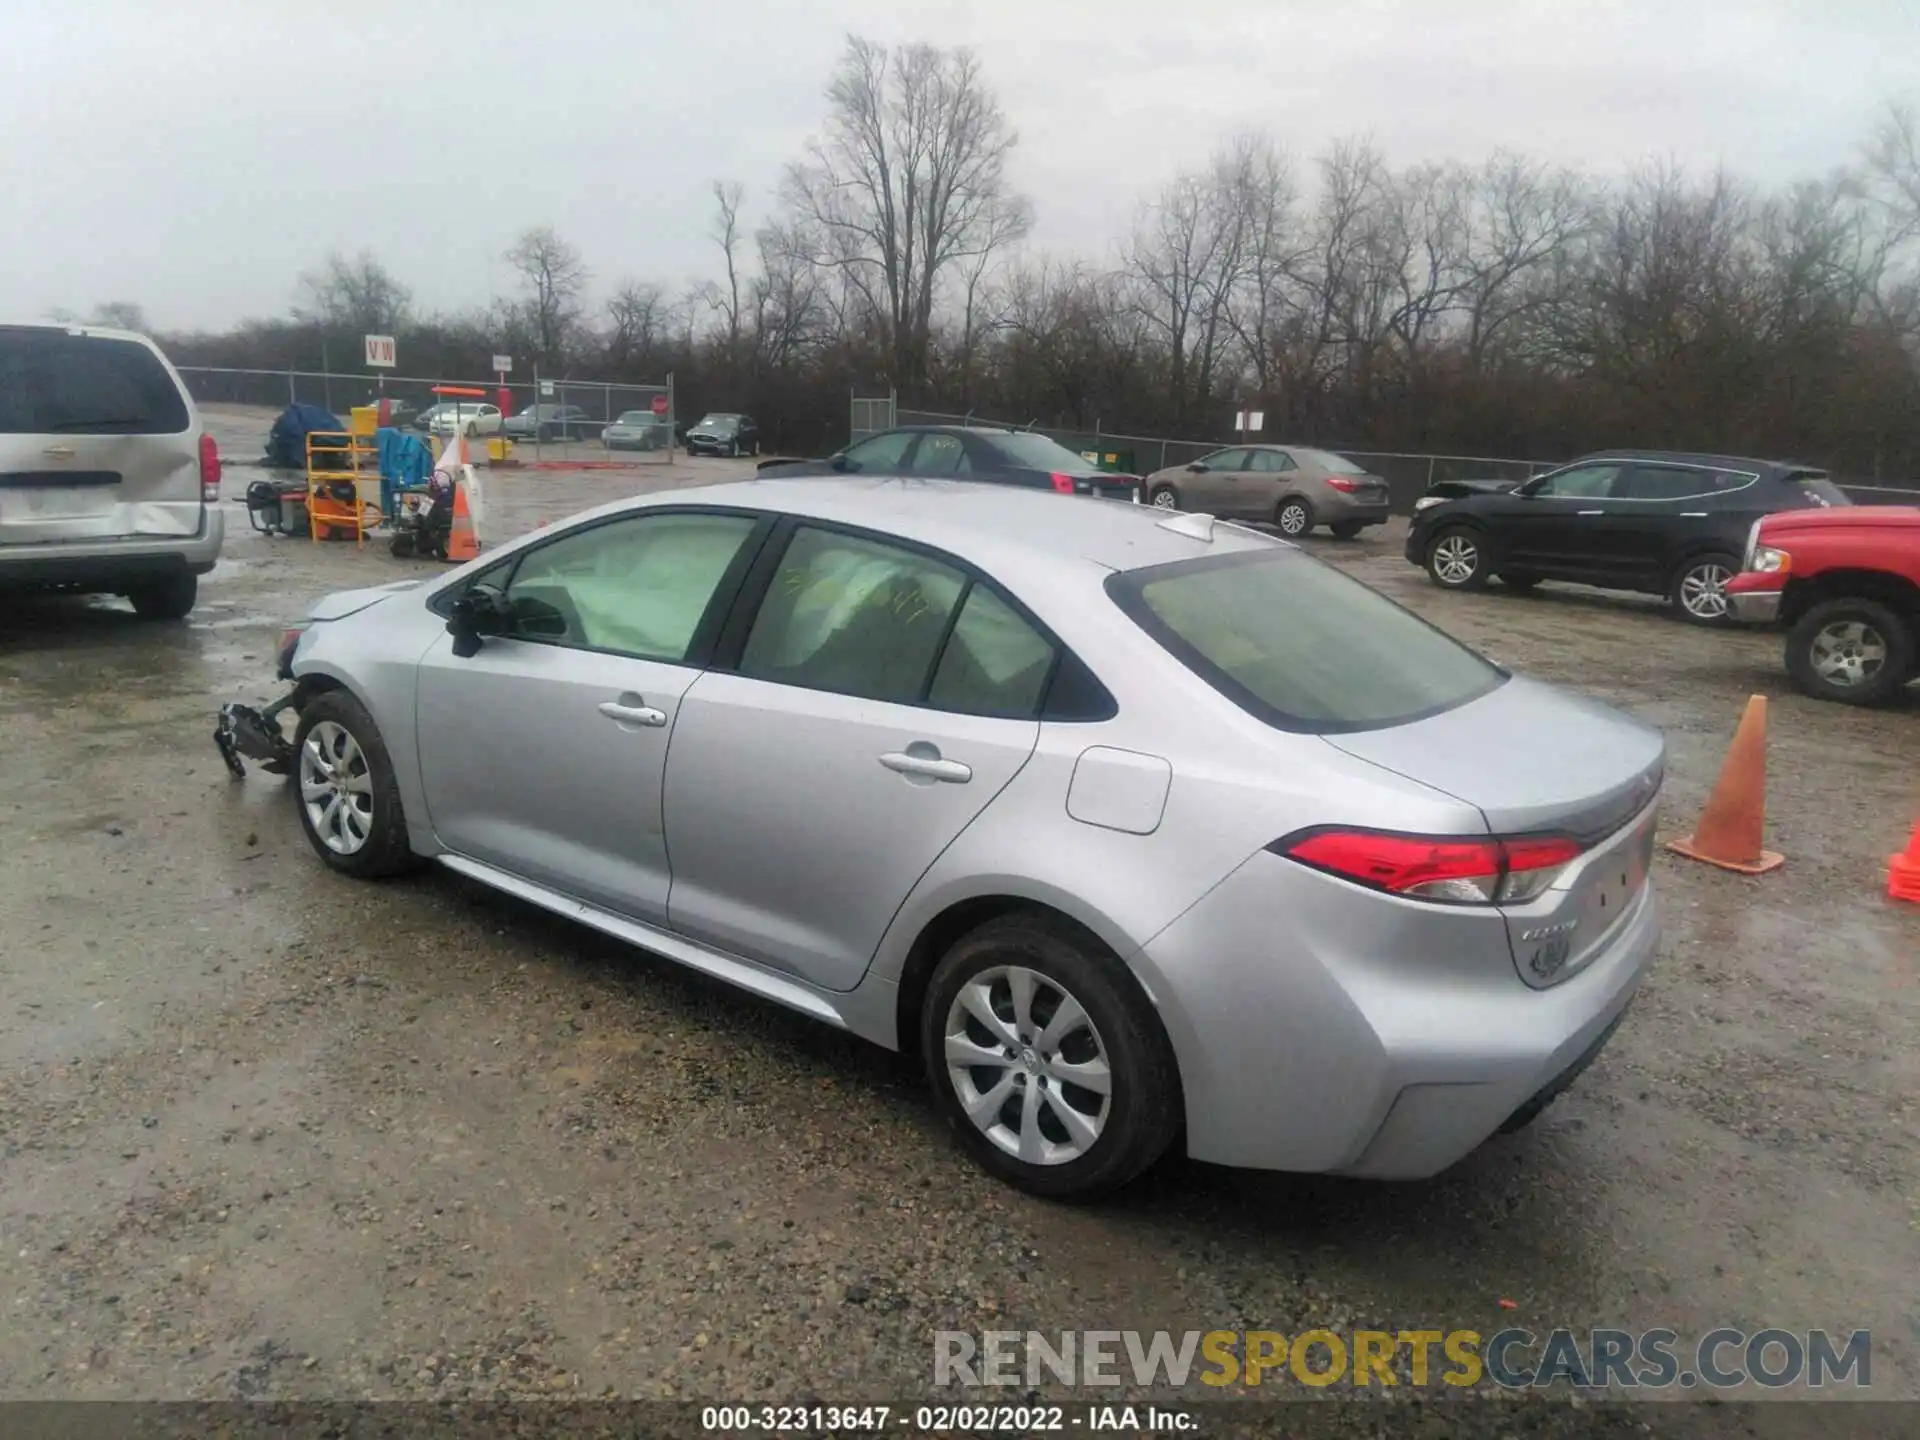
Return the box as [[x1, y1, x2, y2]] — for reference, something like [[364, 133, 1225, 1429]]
[[1108, 549, 1503, 733], [739, 527, 967, 704], [501, 511, 757, 661], [1529, 464, 1621, 499], [1200, 448, 1250, 472], [841, 431, 918, 473]]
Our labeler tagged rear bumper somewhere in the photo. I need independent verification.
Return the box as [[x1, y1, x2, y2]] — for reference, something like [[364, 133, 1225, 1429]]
[[0, 507, 224, 591], [1323, 496, 1391, 525], [1133, 848, 1658, 1179]]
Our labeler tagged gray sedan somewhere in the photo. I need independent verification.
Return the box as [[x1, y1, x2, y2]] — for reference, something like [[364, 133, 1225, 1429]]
[[602, 411, 669, 451], [1145, 445, 1393, 538], [238, 477, 1664, 1199]]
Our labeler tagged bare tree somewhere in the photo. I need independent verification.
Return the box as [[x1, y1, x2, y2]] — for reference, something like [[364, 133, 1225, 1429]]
[[89, 301, 150, 332], [506, 227, 588, 367], [783, 35, 1033, 393], [604, 281, 669, 372], [701, 181, 747, 360], [1457, 153, 1592, 369], [295, 251, 412, 334]]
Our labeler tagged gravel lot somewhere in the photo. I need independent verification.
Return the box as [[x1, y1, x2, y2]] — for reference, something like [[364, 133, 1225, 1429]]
[[2, 407, 1915, 1432]]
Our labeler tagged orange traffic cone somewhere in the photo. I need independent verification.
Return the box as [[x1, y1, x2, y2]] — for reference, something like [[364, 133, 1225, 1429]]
[[446, 477, 480, 563], [1665, 695, 1785, 875], [1890, 823, 1920, 905]]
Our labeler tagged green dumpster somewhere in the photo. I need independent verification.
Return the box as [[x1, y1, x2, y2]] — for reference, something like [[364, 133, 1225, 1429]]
[[1079, 449, 1137, 474]]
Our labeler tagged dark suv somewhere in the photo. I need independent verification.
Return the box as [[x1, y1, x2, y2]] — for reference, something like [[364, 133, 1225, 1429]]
[[1405, 450, 1851, 624]]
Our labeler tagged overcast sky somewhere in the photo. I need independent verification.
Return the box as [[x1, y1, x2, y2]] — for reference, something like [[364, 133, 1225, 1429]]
[[4, 0, 1917, 332]]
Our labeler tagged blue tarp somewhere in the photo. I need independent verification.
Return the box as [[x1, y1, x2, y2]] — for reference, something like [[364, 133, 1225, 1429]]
[[376, 427, 434, 516], [264, 403, 345, 470]]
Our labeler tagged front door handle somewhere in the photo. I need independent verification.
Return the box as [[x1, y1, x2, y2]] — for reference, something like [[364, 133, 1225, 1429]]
[[879, 751, 972, 783], [42, 445, 75, 459], [598, 700, 667, 728], [1577, 509, 1605, 516]]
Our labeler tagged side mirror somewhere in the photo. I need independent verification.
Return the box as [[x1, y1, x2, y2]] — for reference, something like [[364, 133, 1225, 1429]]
[[1187, 462, 1209, 473], [447, 583, 509, 658], [830, 453, 852, 473]]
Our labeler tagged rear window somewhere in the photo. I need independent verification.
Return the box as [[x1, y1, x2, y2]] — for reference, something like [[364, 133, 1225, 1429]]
[[985, 433, 1099, 472], [1782, 471, 1851, 508], [1297, 449, 1365, 472], [1106, 549, 1504, 733], [0, 327, 190, 436]]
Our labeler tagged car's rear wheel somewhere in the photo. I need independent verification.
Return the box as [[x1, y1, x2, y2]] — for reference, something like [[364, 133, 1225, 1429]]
[[1671, 553, 1740, 626], [292, 690, 418, 879], [1425, 526, 1489, 590], [1149, 485, 1180, 510], [126, 573, 197, 620], [1275, 496, 1315, 537], [922, 914, 1180, 1200], [1329, 520, 1364, 540], [1785, 598, 1915, 708]]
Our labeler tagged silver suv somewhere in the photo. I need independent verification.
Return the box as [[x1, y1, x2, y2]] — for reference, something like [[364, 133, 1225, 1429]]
[[0, 322, 223, 619]]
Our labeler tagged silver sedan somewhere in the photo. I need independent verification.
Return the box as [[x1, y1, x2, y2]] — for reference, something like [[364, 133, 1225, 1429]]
[[248, 477, 1664, 1199]]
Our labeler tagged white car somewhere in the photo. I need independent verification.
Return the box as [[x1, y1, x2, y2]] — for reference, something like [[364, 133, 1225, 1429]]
[[428, 403, 501, 438]]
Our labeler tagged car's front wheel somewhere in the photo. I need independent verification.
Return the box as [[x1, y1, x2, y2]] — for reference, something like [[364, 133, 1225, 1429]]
[[922, 914, 1181, 1200], [126, 573, 197, 620], [1785, 598, 1915, 708], [1425, 525, 1489, 589], [1671, 553, 1740, 626], [1148, 485, 1179, 510], [292, 690, 418, 878]]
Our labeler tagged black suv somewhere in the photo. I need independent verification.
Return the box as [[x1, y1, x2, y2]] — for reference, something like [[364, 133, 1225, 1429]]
[[757, 425, 1140, 502], [1405, 451, 1851, 624]]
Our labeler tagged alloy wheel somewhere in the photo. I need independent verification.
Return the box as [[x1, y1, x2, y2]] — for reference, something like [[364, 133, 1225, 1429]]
[[299, 720, 375, 856], [943, 965, 1112, 1166], [1679, 562, 1733, 621], [1150, 489, 1178, 510], [1278, 502, 1310, 535], [1431, 534, 1480, 585], [1809, 620, 1888, 690]]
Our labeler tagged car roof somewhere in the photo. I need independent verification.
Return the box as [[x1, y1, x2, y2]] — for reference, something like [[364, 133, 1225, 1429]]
[[1571, 450, 1820, 475], [633, 475, 1277, 579]]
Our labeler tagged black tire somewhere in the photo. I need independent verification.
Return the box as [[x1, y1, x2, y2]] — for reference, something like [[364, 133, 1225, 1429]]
[[1669, 551, 1742, 627], [1425, 525, 1490, 590], [1500, 573, 1541, 593], [1330, 520, 1364, 541], [921, 913, 1182, 1201], [536, 424, 554, 443], [389, 531, 416, 559], [127, 573, 197, 620], [1784, 598, 1916, 708], [1148, 485, 1180, 511], [1275, 495, 1315, 537], [290, 690, 419, 879]]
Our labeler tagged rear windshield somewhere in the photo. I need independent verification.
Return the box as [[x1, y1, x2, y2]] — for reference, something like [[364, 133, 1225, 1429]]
[[1782, 471, 1851, 507], [1297, 449, 1365, 472], [0, 327, 190, 436], [986, 432, 1099, 472], [1106, 549, 1504, 733]]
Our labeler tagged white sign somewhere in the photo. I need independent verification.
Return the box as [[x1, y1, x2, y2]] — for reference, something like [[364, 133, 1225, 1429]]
[[492, 355, 512, 374], [364, 334, 397, 368], [539, 379, 555, 398], [1234, 410, 1265, 432]]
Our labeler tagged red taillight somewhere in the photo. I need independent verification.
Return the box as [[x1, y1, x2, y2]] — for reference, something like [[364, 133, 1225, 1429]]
[[1324, 475, 1361, 493], [199, 434, 222, 503], [1278, 829, 1583, 905], [1050, 472, 1076, 494]]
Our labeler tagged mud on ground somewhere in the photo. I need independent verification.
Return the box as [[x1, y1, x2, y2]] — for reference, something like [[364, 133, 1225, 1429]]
[[1, 408, 1916, 1427]]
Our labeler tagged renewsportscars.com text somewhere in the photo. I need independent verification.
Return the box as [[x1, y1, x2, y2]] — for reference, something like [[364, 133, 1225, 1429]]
[[934, 1327, 1871, 1391]]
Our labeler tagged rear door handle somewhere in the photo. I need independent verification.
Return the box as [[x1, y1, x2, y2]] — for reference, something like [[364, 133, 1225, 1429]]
[[598, 700, 667, 728], [42, 445, 75, 458], [1577, 509, 1605, 516], [879, 751, 972, 783]]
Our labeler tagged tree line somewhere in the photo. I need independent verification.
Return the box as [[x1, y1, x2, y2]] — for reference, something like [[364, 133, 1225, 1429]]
[[105, 35, 1920, 478]]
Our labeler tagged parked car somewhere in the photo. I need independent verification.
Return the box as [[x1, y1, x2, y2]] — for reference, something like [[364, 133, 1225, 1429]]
[[242, 477, 1663, 1199], [0, 321, 222, 619], [504, 404, 605, 442], [1405, 450, 1852, 625], [602, 411, 670, 452], [1411, 477, 1528, 515], [1144, 445, 1391, 538], [684, 413, 760, 457], [428, 403, 502, 438], [759, 425, 1141, 502], [1726, 504, 1920, 707]]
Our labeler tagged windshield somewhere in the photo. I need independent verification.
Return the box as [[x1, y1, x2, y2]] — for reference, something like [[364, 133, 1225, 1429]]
[[615, 411, 657, 425], [698, 413, 737, 427], [985, 432, 1099, 472], [1106, 549, 1504, 733]]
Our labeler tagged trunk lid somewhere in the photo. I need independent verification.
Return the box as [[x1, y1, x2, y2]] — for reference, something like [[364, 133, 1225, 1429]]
[[1323, 675, 1665, 988], [0, 326, 201, 547]]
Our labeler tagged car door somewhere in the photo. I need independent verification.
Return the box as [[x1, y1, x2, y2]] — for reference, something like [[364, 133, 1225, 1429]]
[[414, 508, 768, 923], [1495, 462, 1625, 575], [662, 522, 1045, 990], [1593, 464, 1732, 591], [1184, 448, 1251, 511], [1240, 448, 1298, 520]]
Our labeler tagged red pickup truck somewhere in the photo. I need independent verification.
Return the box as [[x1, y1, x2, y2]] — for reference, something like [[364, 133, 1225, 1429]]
[[1725, 505, 1920, 706]]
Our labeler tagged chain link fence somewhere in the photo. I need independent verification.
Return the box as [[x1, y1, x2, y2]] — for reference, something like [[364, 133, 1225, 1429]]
[[177, 367, 677, 465]]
